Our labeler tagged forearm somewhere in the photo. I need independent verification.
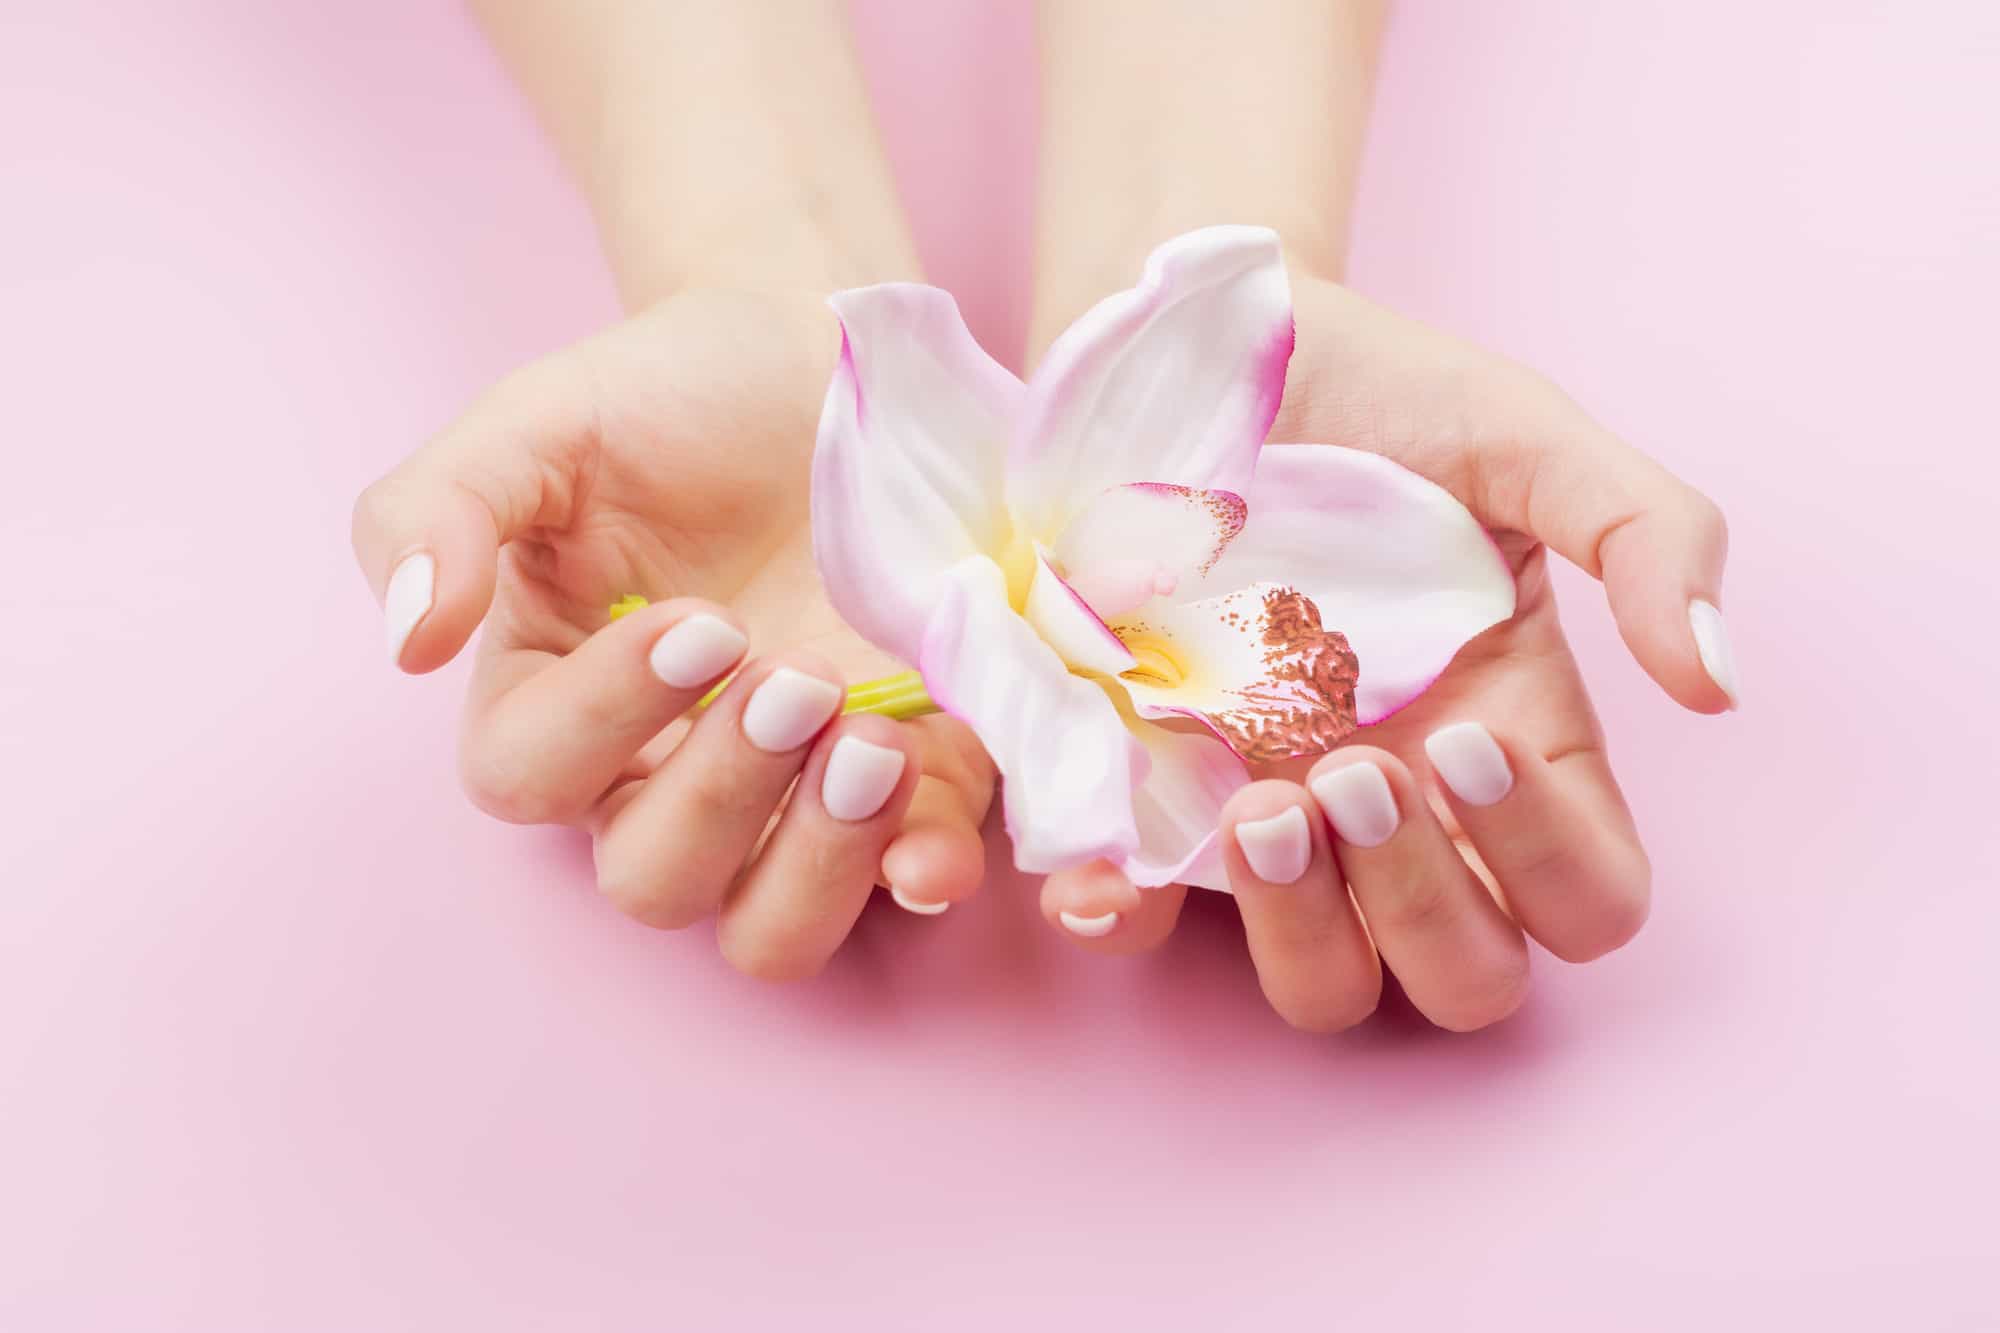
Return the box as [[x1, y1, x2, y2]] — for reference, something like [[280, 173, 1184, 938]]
[[1031, 0, 1386, 354], [473, 0, 919, 307]]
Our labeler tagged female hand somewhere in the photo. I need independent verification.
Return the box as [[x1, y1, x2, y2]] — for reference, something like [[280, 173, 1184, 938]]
[[1041, 273, 1734, 1031], [351, 288, 995, 978]]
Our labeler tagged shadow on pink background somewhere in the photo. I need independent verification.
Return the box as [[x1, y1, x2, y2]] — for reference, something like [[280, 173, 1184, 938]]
[[3, 3, 1996, 1328]]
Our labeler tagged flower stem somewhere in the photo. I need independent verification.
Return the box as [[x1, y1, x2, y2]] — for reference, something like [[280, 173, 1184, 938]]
[[612, 595, 938, 720]]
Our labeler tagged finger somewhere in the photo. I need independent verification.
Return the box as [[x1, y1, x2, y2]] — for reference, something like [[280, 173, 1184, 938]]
[[1308, 746, 1530, 1032], [350, 344, 599, 673], [718, 715, 921, 980], [876, 715, 997, 916], [1422, 721, 1650, 963], [1480, 364, 1737, 713], [1038, 860, 1187, 955], [1221, 781, 1381, 1033], [591, 654, 845, 930], [454, 599, 748, 827]]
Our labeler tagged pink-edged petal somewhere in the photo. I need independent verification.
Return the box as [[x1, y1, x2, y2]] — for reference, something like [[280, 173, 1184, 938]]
[[1113, 584, 1361, 764], [1117, 723, 1249, 892], [1052, 483, 1248, 618], [920, 556, 1142, 874], [1180, 444, 1517, 724], [812, 285, 1024, 664], [1008, 226, 1294, 538], [1022, 551, 1138, 677]]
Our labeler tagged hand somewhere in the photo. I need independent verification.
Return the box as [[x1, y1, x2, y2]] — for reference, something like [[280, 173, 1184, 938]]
[[351, 288, 996, 978], [1040, 273, 1734, 1032]]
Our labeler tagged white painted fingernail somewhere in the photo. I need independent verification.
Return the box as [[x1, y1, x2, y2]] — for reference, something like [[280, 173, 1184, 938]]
[[889, 885, 950, 916], [1689, 599, 1740, 708], [1234, 805, 1312, 884], [821, 736, 905, 821], [648, 614, 748, 688], [741, 668, 844, 753], [384, 552, 434, 666], [1058, 910, 1120, 938], [1425, 722, 1514, 807], [1309, 762, 1400, 848]]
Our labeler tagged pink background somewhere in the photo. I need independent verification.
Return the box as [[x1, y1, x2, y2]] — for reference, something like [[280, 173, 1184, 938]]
[[4, 3, 1997, 1328]]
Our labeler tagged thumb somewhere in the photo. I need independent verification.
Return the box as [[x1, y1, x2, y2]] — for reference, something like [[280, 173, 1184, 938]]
[[350, 347, 598, 673], [1482, 368, 1736, 713]]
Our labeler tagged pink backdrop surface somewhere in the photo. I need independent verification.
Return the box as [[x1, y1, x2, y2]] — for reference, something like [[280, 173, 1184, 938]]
[[4, 3, 1997, 1329]]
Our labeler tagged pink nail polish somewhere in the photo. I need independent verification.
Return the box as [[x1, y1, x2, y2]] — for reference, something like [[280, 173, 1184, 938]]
[[1058, 910, 1119, 938], [1425, 722, 1513, 807], [648, 614, 747, 688], [820, 736, 905, 822], [1309, 762, 1400, 848], [741, 668, 843, 753], [1234, 806, 1312, 884]]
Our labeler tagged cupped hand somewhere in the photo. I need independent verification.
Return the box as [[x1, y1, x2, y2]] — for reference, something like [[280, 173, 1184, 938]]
[[1041, 275, 1734, 1031], [351, 288, 995, 978]]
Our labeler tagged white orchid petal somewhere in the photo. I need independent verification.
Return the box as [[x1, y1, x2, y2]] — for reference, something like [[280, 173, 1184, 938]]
[[1179, 445, 1516, 724], [1053, 483, 1247, 617], [1114, 583, 1360, 764], [812, 285, 1024, 664], [1117, 723, 1249, 892], [1022, 552, 1139, 677], [920, 556, 1142, 874], [1010, 226, 1293, 536]]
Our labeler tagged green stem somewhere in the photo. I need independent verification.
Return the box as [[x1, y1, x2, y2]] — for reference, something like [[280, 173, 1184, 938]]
[[612, 595, 938, 719]]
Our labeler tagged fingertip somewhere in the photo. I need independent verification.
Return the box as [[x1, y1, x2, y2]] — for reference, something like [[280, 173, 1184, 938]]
[[630, 597, 750, 690], [370, 486, 501, 675], [1598, 507, 1737, 715], [1039, 861, 1184, 954], [1221, 780, 1319, 890], [879, 817, 983, 909]]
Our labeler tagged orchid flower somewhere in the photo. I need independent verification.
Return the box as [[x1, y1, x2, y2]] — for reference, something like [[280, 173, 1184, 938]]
[[811, 227, 1514, 892]]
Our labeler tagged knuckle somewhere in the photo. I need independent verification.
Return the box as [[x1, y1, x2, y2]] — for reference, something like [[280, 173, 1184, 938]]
[[1432, 951, 1531, 1032], [349, 477, 399, 553], [1380, 874, 1457, 935], [1555, 857, 1653, 962], [718, 927, 821, 983], [1688, 489, 1730, 552], [593, 844, 708, 932], [1274, 983, 1380, 1035], [458, 743, 568, 826]]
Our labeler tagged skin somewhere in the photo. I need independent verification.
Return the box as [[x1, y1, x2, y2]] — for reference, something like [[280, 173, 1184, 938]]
[[352, 1, 1732, 1019], [351, 4, 998, 981], [1032, 2, 1731, 1030]]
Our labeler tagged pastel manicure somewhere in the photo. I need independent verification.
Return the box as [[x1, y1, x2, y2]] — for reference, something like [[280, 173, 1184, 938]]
[[648, 614, 747, 688], [1688, 599, 1740, 708], [384, 552, 435, 666], [1235, 805, 1312, 884], [741, 668, 844, 753], [1310, 762, 1401, 848], [1058, 910, 1119, 938], [889, 886, 950, 916], [1425, 722, 1514, 807], [821, 736, 905, 821]]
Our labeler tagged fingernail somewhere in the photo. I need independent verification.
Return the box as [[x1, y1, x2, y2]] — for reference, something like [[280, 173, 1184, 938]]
[[889, 885, 950, 916], [1309, 761, 1400, 848], [1689, 599, 1740, 708], [648, 614, 748, 688], [384, 552, 434, 665], [821, 736, 905, 821], [1234, 805, 1312, 884], [1425, 722, 1513, 807], [1058, 910, 1119, 938], [741, 668, 844, 753]]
